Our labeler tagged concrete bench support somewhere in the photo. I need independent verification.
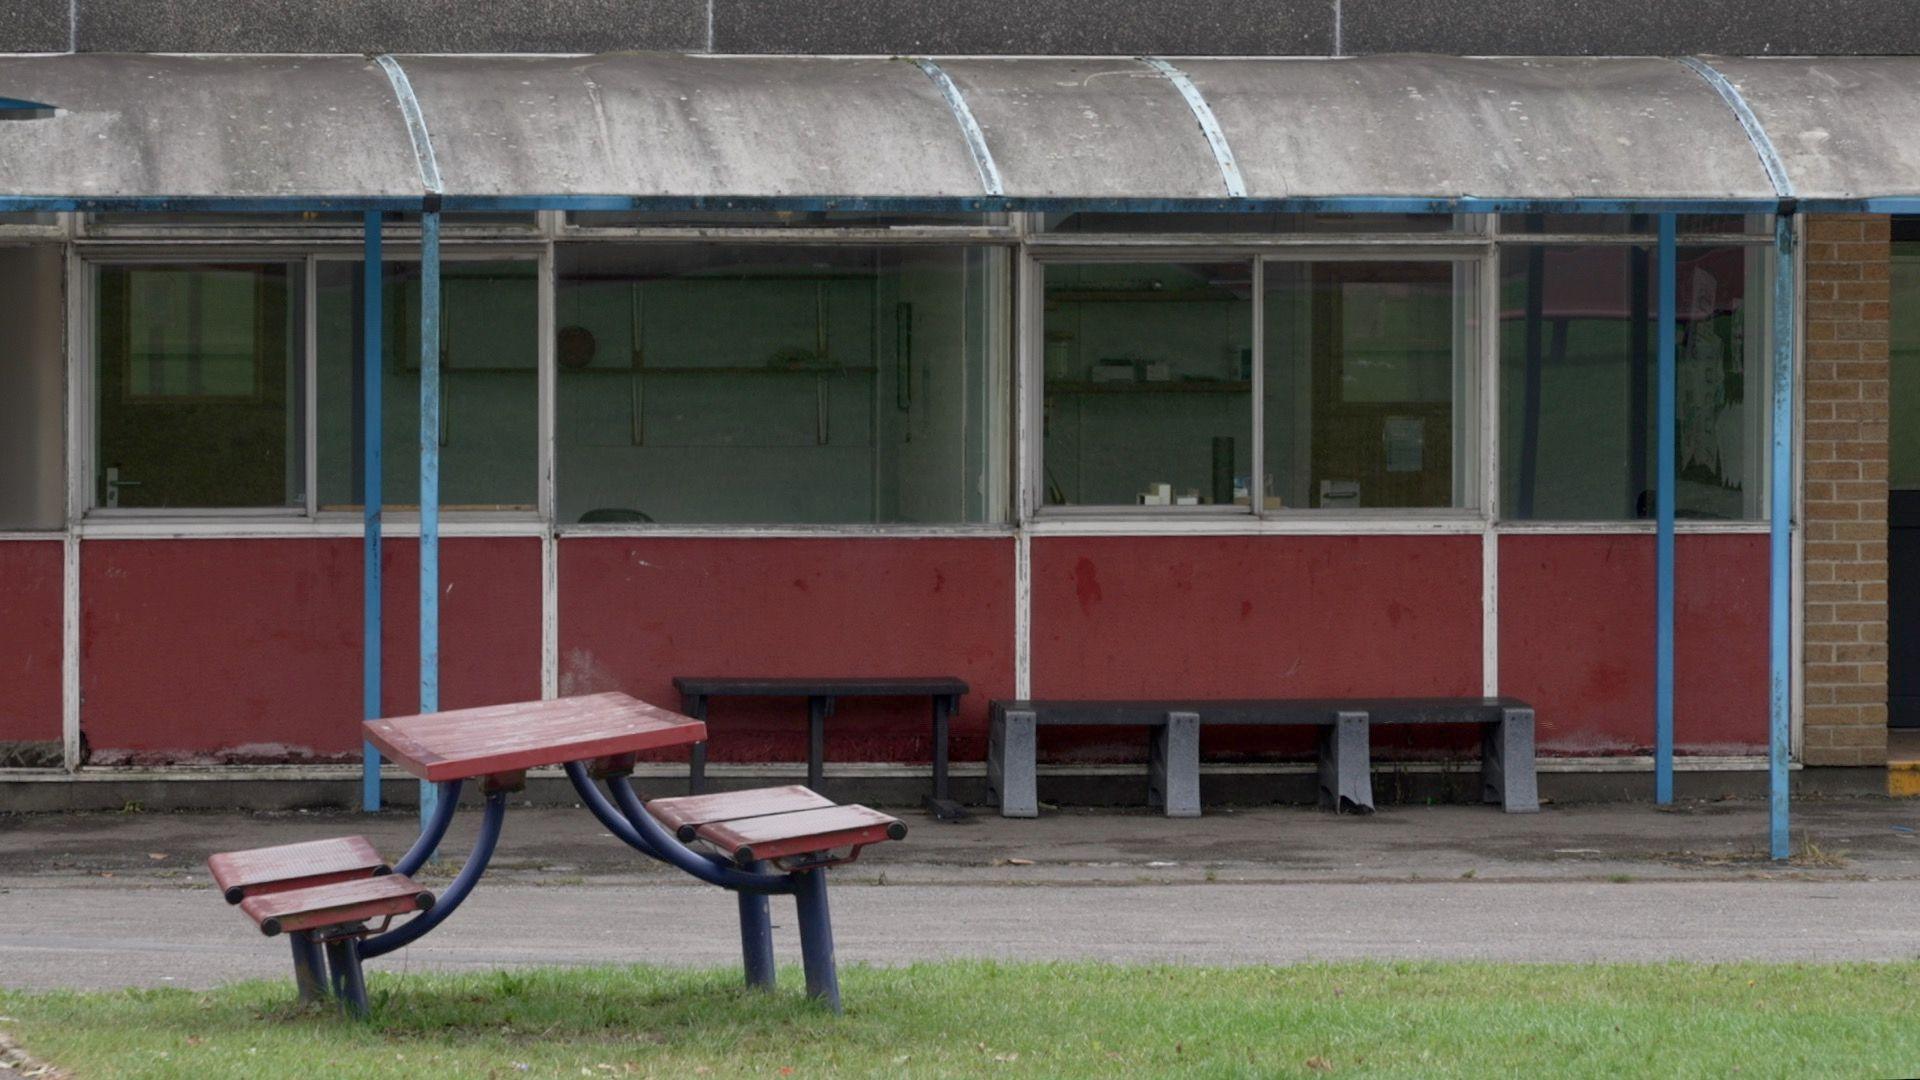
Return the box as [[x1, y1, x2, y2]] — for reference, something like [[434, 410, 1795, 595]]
[[1317, 711, 1374, 813], [988, 707, 1038, 818], [1147, 711, 1201, 818], [1482, 706, 1540, 813]]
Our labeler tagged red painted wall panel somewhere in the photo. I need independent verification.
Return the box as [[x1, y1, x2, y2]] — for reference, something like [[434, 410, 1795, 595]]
[[0, 541, 63, 747], [81, 538, 539, 762], [558, 537, 1015, 763], [1498, 533, 1769, 755], [1030, 535, 1485, 761]]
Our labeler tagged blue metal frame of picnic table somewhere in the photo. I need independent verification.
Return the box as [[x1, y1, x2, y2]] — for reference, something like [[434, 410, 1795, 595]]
[[310, 759, 848, 1017]]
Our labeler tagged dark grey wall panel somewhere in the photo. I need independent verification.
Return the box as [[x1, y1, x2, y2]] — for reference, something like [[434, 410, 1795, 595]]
[[0, 0, 70, 53], [710, 0, 1334, 55], [1342, 0, 1920, 56], [72, 0, 708, 53]]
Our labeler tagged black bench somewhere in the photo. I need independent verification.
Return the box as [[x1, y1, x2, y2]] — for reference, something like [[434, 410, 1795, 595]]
[[676, 676, 970, 819], [987, 697, 1538, 818]]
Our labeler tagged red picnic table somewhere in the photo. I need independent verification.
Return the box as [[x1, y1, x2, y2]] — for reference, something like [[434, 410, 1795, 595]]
[[208, 692, 906, 1016]]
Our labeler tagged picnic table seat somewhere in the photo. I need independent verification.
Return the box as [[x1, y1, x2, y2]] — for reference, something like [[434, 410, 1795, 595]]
[[208, 835, 435, 1012], [647, 785, 906, 870]]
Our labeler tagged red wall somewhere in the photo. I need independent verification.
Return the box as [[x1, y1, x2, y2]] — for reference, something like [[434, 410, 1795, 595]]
[[0, 541, 63, 747], [1499, 533, 1769, 754], [558, 537, 1015, 762], [80, 538, 538, 763], [1030, 535, 1485, 761]]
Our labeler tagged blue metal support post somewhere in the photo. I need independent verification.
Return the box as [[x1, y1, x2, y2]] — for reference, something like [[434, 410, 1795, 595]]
[[361, 211, 384, 811], [1770, 212, 1796, 860], [1655, 214, 1678, 804], [419, 210, 442, 829]]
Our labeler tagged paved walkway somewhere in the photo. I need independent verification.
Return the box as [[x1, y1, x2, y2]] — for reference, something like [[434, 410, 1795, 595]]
[[2, 797, 1917, 990]]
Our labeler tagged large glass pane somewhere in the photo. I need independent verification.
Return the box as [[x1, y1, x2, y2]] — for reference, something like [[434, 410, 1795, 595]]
[[1499, 244, 1767, 521], [0, 245, 65, 529], [1262, 261, 1470, 510], [1042, 262, 1253, 508], [568, 211, 998, 229], [1043, 212, 1458, 234], [316, 260, 540, 511], [555, 244, 1006, 525], [94, 262, 302, 510]]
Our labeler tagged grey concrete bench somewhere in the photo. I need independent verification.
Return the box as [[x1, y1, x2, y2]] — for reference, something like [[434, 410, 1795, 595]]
[[987, 698, 1538, 818]]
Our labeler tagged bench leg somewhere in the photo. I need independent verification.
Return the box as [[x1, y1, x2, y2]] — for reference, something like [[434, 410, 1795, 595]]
[[1147, 711, 1201, 818], [987, 709, 1038, 818], [1317, 712, 1375, 814], [683, 694, 708, 795], [738, 861, 777, 991], [807, 697, 828, 793], [1483, 707, 1540, 813], [793, 869, 841, 1013], [289, 932, 329, 1005], [324, 938, 369, 1019]]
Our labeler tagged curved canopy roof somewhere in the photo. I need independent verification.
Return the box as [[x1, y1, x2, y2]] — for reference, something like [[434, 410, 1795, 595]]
[[0, 51, 1916, 208]]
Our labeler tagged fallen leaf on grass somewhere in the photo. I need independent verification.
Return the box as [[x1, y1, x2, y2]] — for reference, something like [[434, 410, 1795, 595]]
[[1306, 1057, 1335, 1072]]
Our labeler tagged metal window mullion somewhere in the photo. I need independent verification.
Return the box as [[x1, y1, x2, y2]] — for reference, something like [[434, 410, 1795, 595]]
[[1250, 258, 1265, 521]]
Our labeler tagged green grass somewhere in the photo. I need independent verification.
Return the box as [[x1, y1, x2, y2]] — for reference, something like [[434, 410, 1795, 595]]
[[5, 960, 1919, 1078]]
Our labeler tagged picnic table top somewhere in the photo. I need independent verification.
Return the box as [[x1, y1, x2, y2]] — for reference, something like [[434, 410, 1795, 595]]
[[364, 692, 706, 782], [673, 676, 969, 698]]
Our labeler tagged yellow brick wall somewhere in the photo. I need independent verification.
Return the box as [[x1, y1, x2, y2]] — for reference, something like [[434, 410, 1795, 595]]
[[1801, 214, 1891, 767]]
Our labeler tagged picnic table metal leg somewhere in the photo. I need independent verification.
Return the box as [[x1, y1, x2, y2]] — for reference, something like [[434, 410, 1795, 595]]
[[359, 789, 508, 960], [1317, 711, 1374, 814], [923, 694, 969, 821], [807, 696, 828, 792], [988, 708, 1038, 818], [1483, 707, 1540, 813], [1148, 711, 1201, 818], [324, 937, 369, 1019], [738, 859, 777, 991], [289, 932, 328, 1005], [793, 868, 841, 1013]]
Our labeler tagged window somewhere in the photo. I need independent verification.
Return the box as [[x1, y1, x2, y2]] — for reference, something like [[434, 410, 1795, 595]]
[[567, 211, 1001, 230], [0, 245, 64, 530], [1264, 261, 1474, 510], [1040, 258, 1476, 512], [1041, 212, 1465, 234], [554, 244, 1007, 525], [1498, 243, 1769, 521], [93, 262, 303, 510], [315, 259, 541, 512], [1042, 261, 1253, 508]]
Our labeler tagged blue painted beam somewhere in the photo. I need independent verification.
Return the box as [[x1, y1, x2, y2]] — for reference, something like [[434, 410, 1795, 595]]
[[1769, 214, 1796, 861], [362, 211, 384, 812], [1655, 214, 1677, 805], [418, 209, 442, 829]]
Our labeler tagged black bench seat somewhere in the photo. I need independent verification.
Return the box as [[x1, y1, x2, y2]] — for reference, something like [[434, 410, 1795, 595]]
[[988, 697, 1537, 818]]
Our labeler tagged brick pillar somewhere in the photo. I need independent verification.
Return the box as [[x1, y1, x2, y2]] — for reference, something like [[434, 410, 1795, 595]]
[[1801, 214, 1890, 767]]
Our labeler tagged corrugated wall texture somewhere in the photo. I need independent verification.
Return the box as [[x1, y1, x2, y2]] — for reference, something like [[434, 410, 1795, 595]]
[[1801, 214, 1892, 766], [1499, 533, 1770, 754], [556, 537, 1015, 763], [78, 538, 539, 763]]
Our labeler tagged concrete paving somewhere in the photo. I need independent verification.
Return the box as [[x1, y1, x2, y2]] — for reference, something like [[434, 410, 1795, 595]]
[[2, 796, 1918, 990]]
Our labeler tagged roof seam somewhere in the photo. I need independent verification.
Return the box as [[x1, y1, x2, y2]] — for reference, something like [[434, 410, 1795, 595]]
[[1676, 57, 1794, 200], [910, 58, 1004, 197], [374, 54, 444, 199], [1141, 57, 1247, 199]]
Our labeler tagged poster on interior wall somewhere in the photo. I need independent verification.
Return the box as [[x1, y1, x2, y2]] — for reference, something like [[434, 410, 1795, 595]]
[[1384, 416, 1425, 472], [1676, 264, 1745, 517]]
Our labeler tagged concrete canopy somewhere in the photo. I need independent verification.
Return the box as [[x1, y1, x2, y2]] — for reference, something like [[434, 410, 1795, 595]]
[[0, 52, 1915, 206]]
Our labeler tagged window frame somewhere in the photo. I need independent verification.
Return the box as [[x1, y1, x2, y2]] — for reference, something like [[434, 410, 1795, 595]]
[[1020, 238, 1494, 525]]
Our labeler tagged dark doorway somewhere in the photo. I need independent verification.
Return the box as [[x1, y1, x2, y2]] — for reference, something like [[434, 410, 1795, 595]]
[[1888, 220, 1920, 727]]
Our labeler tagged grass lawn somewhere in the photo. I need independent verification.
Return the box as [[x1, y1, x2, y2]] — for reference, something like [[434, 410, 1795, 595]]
[[3, 960, 1918, 1078]]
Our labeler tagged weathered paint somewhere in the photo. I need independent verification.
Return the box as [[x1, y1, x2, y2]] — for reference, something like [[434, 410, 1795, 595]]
[[79, 538, 538, 762], [556, 537, 1015, 764], [0, 541, 63, 750], [1498, 533, 1769, 755], [1029, 535, 1484, 762]]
